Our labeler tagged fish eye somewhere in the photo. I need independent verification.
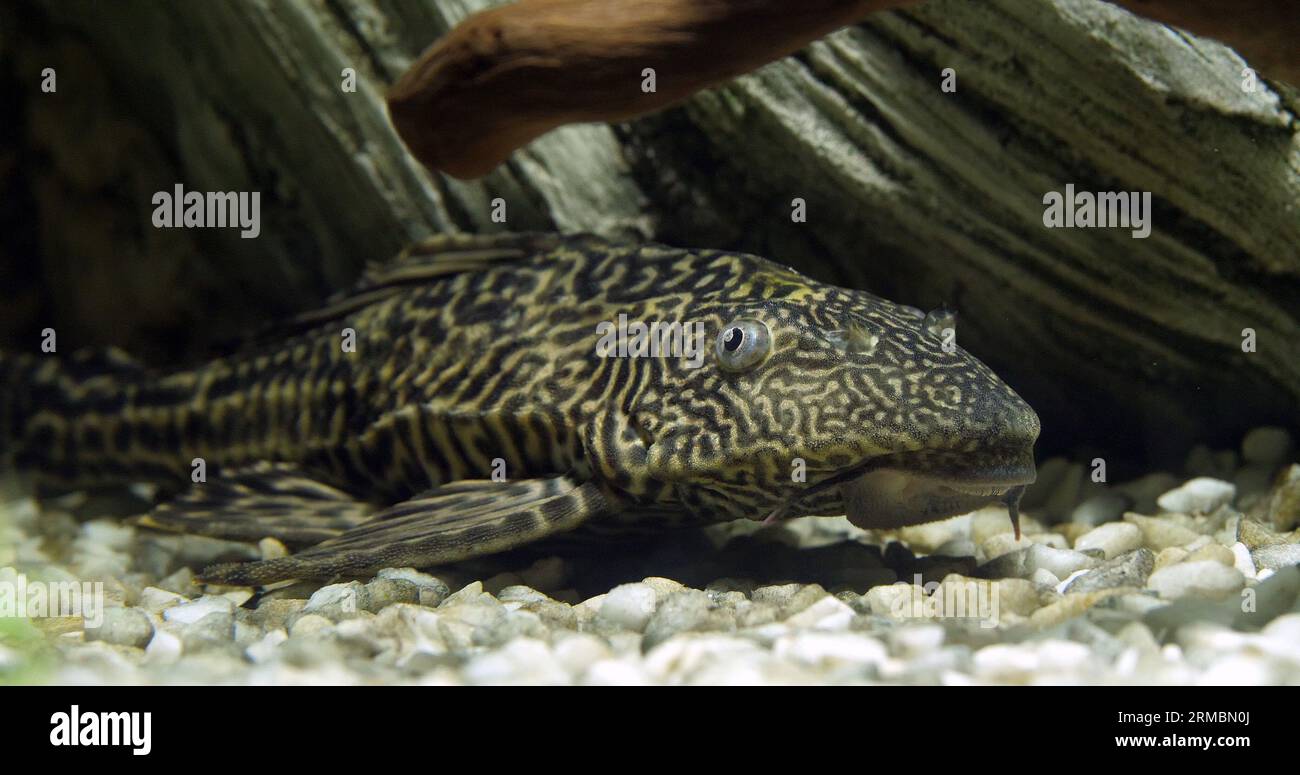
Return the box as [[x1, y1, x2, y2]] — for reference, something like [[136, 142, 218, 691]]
[[715, 319, 772, 371], [924, 307, 957, 339]]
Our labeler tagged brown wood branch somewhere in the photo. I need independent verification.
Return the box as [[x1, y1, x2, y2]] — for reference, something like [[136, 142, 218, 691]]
[[388, 0, 1298, 180], [387, 0, 916, 178]]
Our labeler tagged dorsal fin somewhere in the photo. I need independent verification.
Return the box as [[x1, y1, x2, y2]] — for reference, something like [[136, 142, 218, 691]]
[[281, 231, 558, 333]]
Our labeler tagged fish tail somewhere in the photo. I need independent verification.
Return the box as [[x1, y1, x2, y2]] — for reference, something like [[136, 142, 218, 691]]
[[0, 347, 162, 486]]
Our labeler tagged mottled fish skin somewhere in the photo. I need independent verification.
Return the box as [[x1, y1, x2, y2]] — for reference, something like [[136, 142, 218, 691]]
[[0, 232, 1039, 542]]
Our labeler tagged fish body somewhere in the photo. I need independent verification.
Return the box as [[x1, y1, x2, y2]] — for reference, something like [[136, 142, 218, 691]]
[[0, 232, 1039, 582]]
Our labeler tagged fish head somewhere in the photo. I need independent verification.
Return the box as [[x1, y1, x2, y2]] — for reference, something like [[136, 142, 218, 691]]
[[634, 264, 1040, 530]]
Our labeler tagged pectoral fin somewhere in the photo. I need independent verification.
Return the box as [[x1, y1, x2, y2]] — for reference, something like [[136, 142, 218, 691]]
[[198, 476, 610, 585], [132, 463, 373, 547]]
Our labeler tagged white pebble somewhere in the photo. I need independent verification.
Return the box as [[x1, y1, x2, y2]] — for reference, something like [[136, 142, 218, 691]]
[[163, 595, 235, 624], [1074, 522, 1142, 559], [1026, 543, 1095, 578], [1031, 568, 1061, 587], [1230, 542, 1257, 579], [774, 631, 887, 668], [973, 644, 1038, 680], [784, 595, 855, 630], [1198, 655, 1275, 686], [887, 624, 945, 657], [463, 639, 568, 685], [245, 630, 288, 663], [144, 629, 183, 664], [1147, 560, 1244, 600], [598, 583, 658, 631], [137, 586, 188, 614], [581, 658, 652, 686], [1157, 477, 1236, 514]]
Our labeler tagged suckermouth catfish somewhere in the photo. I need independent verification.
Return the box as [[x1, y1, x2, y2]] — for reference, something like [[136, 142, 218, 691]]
[[0, 232, 1040, 584]]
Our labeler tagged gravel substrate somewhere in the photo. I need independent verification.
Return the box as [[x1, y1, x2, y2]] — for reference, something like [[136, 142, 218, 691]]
[[2, 427, 1298, 685]]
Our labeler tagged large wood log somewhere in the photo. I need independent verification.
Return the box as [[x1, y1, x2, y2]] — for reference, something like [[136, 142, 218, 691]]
[[1, 0, 1297, 467]]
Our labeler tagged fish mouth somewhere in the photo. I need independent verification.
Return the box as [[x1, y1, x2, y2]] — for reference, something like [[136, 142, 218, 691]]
[[770, 451, 1036, 535], [839, 467, 1034, 534]]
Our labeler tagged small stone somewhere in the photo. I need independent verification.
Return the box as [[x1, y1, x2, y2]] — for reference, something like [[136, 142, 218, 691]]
[[85, 607, 154, 649], [552, 633, 612, 675], [1237, 518, 1291, 550], [155, 567, 196, 596], [599, 583, 659, 632], [1157, 477, 1236, 514], [1184, 543, 1235, 567], [304, 581, 370, 620], [993, 578, 1042, 617], [138, 586, 188, 614], [1154, 547, 1189, 570], [784, 595, 854, 630], [1123, 513, 1201, 550], [377, 567, 451, 600], [981, 532, 1028, 562], [642, 591, 716, 649], [972, 644, 1039, 681], [1030, 568, 1061, 587], [497, 585, 550, 605], [897, 515, 970, 554], [1074, 522, 1142, 559], [1065, 549, 1154, 594], [1242, 427, 1293, 466], [1230, 542, 1257, 579], [363, 578, 420, 611], [1147, 560, 1244, 600], [463, 638, 568, 685], [1026, 543, 1096, 579], [581, 659, 653, 686], [642, 577, 687, 599], [144, 628, 183, 664], [480, 572, 524, 596], [887, 623, 945, 657], [864, 584, 917, 618], [246, 629, 287, 663], [248, 599, 306, 631], [969, 507, 1018, 545], [177, 611, 238, 655], [1256, 465, 1300, 532], [1251, 543, 1300, 572], [774, 631, 887, 669], [289, 613, 334, 636], [163, 595, 236, 625], [1115, 621, 1160, 654]]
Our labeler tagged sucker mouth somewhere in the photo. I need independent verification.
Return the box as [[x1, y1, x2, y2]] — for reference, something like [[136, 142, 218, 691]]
[[766, 455, 1035, 534]]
